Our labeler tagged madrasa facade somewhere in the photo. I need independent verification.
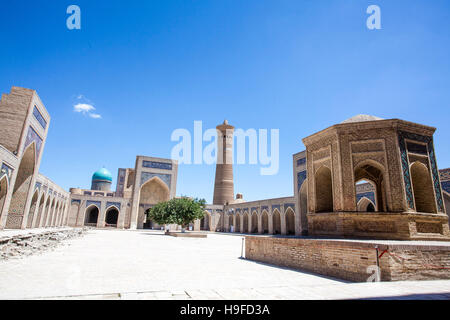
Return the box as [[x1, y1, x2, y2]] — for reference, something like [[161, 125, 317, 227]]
[[1, 87, 450, 241]]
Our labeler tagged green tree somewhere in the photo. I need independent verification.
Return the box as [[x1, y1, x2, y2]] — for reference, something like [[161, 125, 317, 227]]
[[147, 197, 207, 229]]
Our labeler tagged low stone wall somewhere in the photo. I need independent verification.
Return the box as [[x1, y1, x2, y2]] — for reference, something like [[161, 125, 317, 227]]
[[0, 228, 88, 260], [307, 212, 450, 241], [245, 236, 450, 282]]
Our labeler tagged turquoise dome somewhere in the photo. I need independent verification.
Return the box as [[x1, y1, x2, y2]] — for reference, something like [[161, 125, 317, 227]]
[[92, 167, 112, 182]]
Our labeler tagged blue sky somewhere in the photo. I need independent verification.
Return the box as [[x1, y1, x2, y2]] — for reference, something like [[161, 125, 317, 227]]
[[1, 0, 449, 203]]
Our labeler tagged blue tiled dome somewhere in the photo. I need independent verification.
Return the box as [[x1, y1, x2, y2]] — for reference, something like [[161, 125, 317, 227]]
[[92, 167, 112, 182]]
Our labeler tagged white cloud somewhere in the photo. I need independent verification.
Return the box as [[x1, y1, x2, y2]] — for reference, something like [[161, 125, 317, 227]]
[[73, 97, 102, 119], [74, 103, 95, 113], [89, 113, 102, 119]]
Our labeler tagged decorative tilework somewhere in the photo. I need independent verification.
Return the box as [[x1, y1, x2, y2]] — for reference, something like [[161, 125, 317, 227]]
[[428, 139, 445, 212], [0, 163, 13, 183], [398, 133, 414, 209], [35, 182, 42, 191], [297, 158, 306, 167], [261, 206, 269, 211], [284, 203, 295, 211], [71, 199, 81, 205], [106, 202, 121, 210], [49, 189, 53, 195], [86, 200, 101, 208], [140, 172, 171, 189], [272, 204, 281, 211], [440, 168, 450, 181], [24, 126, 43, 159], [143, 161, 172, 171], [251, 207, 258, 213], [297, 171, 307, 192], [84, 191, 92, 195], [356, 192, 376, 205], [442, 181, 450, 194], [33, 106, 47, 129], [398, 131, 444, 212]]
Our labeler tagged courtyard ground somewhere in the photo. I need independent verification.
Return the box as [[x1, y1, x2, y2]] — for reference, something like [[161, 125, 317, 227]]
[[0, 229, 449, 300]]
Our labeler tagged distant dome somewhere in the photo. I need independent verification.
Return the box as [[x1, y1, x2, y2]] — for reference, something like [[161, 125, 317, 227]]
[[92, 167, 112, 182], [341, 115, 384, 124]]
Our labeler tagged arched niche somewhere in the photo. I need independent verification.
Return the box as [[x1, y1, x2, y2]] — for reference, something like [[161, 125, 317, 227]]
[[315, 166, 333, 213], [26, 190, 39, 228], [299, 181, 308, 234], [251, 211, 258, 233], [272, 209, 281, 234], [243, 212, 249, 233], [357, 197, 376, 212], [285, 207, 295, 235], [201, 211, 211, 231], [354, 160, 387, 212], [235, 214, 241, 233], [85, 205, 99, 226], [410, 162, 437, 213], [261, 210, 269, 234], [105, 206, 119, 226]]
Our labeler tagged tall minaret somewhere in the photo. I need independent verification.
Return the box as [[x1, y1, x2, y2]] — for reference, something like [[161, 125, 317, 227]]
[[213, 120, 235, 205]]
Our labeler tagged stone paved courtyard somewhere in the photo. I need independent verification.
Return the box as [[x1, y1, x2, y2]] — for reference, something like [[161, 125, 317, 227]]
[[0, 229, 449, 300]]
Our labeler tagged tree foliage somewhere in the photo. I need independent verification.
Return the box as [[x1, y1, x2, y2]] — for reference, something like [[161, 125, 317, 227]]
[[147, 197, 207, 227]]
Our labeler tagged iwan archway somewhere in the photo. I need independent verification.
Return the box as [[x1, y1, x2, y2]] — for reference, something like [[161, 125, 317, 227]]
[[6, 143, 36, 229], [138, 177, 170, 229]]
